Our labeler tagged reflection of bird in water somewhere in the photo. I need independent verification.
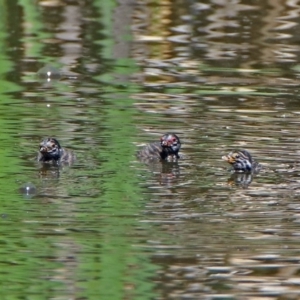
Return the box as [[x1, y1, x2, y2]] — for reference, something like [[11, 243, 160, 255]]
[[159, 161, 180, 185], [140, 160, 181, 187], [222, 149, 261, 187], [227, 172, 253, 188], [38, 138, 76, 165], [38, 162, 61, 180], [137, 133, 181, 162]]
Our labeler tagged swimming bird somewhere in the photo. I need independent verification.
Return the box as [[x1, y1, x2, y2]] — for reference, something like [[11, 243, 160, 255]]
[[38, 137, 75, 165], [222, 149, 260, 172], [137, 133, 181, 161]]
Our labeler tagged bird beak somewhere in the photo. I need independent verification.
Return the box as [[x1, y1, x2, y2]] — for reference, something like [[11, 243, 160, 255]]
[[222, 155, 235, 163], [40, 146, 47, 153]]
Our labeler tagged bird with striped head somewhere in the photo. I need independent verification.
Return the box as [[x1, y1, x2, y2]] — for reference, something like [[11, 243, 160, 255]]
[[222, 149, 259, 172]]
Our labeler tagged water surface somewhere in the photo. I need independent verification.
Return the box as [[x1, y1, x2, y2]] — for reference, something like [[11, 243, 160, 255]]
[[1, 0, 300, 299]]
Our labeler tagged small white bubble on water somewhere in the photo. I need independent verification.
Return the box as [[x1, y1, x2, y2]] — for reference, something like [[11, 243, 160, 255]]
[[19, 182, 37, 199]]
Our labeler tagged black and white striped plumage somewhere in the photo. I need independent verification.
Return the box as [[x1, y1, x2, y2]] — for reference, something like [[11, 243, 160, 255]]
[[38, 138, 75, 165], [137, 133, 181, 161], [222, 149, 260, 172]]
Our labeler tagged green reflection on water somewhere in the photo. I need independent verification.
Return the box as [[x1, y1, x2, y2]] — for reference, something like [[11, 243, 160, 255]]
[[0, 0, 159, 299], [18, 0, 52, 59], [77, 90, 158, 299]]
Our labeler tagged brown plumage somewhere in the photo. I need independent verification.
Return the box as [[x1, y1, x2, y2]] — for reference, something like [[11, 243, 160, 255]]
[[137, 133, 181, 161], [38, 138, 75, 165]]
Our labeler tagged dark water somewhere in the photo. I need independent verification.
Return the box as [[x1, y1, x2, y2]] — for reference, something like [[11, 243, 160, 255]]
[[1, 0, 300, 299]]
